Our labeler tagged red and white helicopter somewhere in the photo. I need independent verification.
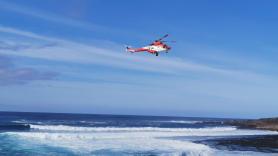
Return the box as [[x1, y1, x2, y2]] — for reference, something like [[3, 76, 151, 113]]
[[126, 34, 174, 56]]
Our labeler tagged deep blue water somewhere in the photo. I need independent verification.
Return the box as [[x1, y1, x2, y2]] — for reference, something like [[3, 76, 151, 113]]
[[0, 112, 277, 156], [0, 111, 229, 129]]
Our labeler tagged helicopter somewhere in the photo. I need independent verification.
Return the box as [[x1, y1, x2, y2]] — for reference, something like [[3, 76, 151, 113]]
[[126, 34, 174, 56]]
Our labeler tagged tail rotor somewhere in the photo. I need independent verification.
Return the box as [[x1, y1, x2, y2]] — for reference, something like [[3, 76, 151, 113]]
[[125, 45, 134, 53]]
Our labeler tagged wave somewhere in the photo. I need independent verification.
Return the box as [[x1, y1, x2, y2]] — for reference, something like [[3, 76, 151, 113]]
[[157, 120, 203, 124], [11, 120, 28, 124], [3, 124, 277, 156], [5, 129, 277, 156], [0, 124, 30, 131], [30, 124, 237, 132], [5, 131, 214, 156], [79, 121, 106, 124], [29, 124, 278, 138], [3, 132, 275, 156]]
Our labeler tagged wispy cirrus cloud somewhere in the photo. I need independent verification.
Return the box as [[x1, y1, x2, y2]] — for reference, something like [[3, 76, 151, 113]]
[[0, 1, 102, 31], [0, 40, 57, 51], [1, 0, 278, 118], [0, 0, 272, 83], [0, 0, 148, 39], [0, 1, 267, 80], [0, 25, 256, 78], [0, 41, 32, 51], [0, 54, 58, 85]]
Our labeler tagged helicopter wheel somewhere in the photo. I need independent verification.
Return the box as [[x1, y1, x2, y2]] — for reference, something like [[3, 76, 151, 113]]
[[155, 52, 159, 56]]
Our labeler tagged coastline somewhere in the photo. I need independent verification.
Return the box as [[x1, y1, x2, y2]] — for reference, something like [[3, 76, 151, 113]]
[[200, 117, 278, 153], [0, 112, 278, 155], [225, 117, 278, 131], [198, 135, 278, 153]]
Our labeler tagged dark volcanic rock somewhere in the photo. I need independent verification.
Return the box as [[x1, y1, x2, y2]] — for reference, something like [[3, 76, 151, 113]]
[[198, 135, 278, 153], [226, 117, 278, 131]]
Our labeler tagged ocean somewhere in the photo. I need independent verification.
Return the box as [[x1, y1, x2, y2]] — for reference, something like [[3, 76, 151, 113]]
[[0, 112, 277, 156]]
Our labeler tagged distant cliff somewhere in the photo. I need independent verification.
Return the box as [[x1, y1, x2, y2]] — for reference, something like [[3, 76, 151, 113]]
[[226, 117, 278, 131]]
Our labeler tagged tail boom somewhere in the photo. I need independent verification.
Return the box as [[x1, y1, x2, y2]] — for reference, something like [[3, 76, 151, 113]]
[[126, 47, 152, 53]]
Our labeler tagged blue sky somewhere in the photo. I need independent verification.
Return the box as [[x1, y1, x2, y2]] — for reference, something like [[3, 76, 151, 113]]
[[0, 0, 278, 118]]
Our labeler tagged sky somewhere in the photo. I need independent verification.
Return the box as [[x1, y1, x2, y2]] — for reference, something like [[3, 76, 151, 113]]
[[0, 0, 278, 118]]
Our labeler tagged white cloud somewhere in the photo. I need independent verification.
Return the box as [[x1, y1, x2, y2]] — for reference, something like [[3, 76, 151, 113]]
[[0, 1, 146, 38], [0, 26, 258, 78]]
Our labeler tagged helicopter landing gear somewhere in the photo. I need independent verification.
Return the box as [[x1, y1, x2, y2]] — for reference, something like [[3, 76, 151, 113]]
[[155, 52, 159, 56]]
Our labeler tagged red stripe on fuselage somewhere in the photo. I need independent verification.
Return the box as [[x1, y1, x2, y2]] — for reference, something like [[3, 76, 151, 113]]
[[128, 48, 156, 53]]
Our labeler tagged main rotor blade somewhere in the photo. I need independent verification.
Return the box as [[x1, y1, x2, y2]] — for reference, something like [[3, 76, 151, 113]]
[[157, 34, 169, 41], [162, 40, 176, 43]]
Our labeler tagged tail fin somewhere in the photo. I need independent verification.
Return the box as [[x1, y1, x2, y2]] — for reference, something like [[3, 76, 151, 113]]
[[125, 45, 134, 52], [125, 45, 130, 51]]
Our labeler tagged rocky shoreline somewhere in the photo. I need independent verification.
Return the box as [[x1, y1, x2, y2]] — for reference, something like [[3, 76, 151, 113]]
[[225, 117, 278, 131], [197, 135, 278, 153]]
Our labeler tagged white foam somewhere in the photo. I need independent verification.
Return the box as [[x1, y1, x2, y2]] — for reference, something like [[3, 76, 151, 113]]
[[29, 125, 278, 136], [7, 132, 214, 156], [6, 125, 278, 156], [158, 120, 203, 124], [30, 124, 237, 133], [79, 121, 106, 124], [12, 119, 27, 123]]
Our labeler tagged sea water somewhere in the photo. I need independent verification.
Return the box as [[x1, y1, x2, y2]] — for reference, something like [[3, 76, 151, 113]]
[[0, 112, 277, 156]]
